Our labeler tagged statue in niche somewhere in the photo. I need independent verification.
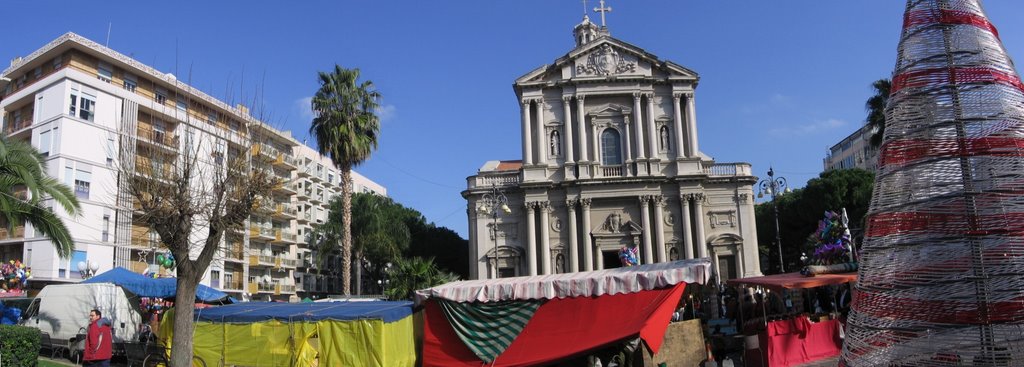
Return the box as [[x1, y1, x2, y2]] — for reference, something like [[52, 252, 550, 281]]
[[660, 125, 670, 151], [555, 253, 565, 274], [550, 130, 561, 156]]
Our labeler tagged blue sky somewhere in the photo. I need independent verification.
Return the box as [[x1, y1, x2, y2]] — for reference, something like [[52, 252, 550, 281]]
[[3, 1, 1024, 238]]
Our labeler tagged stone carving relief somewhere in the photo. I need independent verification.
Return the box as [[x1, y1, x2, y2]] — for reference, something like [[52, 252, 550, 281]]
[[576, 44, 637, 76], [603, 213, 624, 233], [552, 217, 563, 232], [487, 222, 519, 240], [708, 210, 737, 228], [664, 211, 674, 226]]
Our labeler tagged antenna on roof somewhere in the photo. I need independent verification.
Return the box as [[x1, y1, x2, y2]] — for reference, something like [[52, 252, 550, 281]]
[[105, 22, 112, 47], [581, 0, 589, 17]]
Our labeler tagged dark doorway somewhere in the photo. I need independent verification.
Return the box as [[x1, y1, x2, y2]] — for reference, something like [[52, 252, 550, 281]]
[[602, 250, 622, 269], [719, 255, 738, 281]]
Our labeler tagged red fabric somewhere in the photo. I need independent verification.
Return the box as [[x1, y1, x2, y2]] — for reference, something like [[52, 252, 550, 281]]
[[84, 320, 113, 361], [421, 283, 686, 367], [726, 272, 857, 293], [891, 67, 1024, 94], [761, 318, 842, 367]]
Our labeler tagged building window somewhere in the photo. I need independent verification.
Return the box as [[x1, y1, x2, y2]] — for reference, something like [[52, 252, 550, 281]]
[[155, 87, 168, 105], [69, 87, 96, 121], [211, 270, 221, 289], [74, 168, 91, 199], [97, 62, 113, 83], [33, 67, 42, 79], [52, 55, 63, 70], [70, 250, 87, 279], [207, 111, 218, 125], [600, 128, 622, 165], [106, 135, 116, 166], [550, 130, 561, 157], [123, 73, 137, 92], [102, 214, 110, 242], [176, 97, 187, 111]]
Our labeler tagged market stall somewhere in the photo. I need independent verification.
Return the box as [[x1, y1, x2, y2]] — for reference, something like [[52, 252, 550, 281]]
[[177, 301, 416, 367], [82, 267, 233, 304], [415, 259, 712, 367]]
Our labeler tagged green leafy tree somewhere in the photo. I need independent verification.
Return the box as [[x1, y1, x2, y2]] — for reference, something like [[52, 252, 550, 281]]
[[866, 79, 891, 147], [310, 193, 410, 294], [309, 65, 381, 295], [0, 136, 80, 257], [384, 256, 459, 301], [755, 169, 874, 273]]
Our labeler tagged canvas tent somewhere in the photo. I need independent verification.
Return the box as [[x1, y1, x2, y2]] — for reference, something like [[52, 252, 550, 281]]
[[415, 259, 711, 367], [184, 301, 415, 367], [725, 272, 856, 293], [82, 267, 233, 303]]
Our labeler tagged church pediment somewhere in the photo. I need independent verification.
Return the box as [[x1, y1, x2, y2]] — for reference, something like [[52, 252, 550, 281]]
[[590, 103, 632, 117], [592, 212, 642, 235], [515, 37, 698, 86]]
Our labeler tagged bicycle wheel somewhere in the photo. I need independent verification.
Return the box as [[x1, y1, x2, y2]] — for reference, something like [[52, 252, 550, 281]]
[[142, 352, 169, 367], [192, 355, 208, 367]]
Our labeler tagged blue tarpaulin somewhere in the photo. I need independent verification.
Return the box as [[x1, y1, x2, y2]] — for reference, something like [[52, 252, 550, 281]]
[[83, 267, 233, 304], [194, 301, 413, 323]]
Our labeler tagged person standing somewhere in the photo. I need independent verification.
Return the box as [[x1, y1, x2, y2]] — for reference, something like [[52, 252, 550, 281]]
[[84, 309, 112, 367]]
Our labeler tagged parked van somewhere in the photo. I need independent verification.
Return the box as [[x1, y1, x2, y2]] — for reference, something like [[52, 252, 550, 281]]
[[21, 283, 142, 343]]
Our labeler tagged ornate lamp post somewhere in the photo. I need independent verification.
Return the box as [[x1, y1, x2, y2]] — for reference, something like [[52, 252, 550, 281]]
[[78, 260, 99, 279], [477, 184, 511, 279], [758, 167, 790, 273]]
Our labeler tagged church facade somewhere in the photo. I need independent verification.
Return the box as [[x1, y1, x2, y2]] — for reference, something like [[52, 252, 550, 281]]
[[463, 16, 762, 283]]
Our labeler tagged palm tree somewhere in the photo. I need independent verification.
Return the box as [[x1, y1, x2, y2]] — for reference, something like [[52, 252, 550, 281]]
[[384, 256, 459, 301], [310, 193, 410, 294], [310, 65, 381, 295], [865, 79, 891, 148], [0, 136, 80, 258]]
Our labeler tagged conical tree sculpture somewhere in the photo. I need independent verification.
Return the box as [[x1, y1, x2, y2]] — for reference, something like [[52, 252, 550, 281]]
[[842, 0, 1024, 365]]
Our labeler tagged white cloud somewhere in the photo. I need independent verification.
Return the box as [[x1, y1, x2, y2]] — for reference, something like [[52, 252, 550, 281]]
[[769, 118, 848, 136], [295, 97, 395, 124], [377, 104, 396, 123], [295, 96, 314, 121]]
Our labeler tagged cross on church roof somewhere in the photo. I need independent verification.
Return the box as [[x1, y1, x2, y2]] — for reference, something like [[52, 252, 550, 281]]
[[594, 0, 612, 27]]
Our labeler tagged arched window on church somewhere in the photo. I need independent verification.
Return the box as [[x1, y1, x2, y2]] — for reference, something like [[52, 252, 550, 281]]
[[550, 130, 561, 157], [601, 128, 622, 165], [659, 125, 671, 152]]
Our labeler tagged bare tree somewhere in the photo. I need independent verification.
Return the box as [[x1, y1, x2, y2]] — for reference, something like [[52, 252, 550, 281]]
[[122, 100, 277, 366]]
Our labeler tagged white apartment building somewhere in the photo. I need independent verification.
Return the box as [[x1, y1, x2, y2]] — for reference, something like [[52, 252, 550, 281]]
[[823, 124, 878, 172], [0, 32, 385, 301]]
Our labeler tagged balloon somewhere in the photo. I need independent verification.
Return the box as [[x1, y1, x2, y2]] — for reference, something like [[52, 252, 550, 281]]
[[156, 254, 165, 263], [164, 259, 173, 268]]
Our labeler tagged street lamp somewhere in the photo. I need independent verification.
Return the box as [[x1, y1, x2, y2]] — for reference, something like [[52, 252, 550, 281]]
[[78, 260, 99, 279], [477, 184, 511, 279], [758, 167, 791, 273]]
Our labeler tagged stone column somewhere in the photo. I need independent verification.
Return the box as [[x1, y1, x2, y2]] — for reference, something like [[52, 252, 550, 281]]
[[679, 195, 694, 259], [535, 99, 547, 165], [577, 96, 593, 178], [521, 99, 533, 165], [539, 201, 551, 275], [566, 199, 579, 273], [581, 198, 594, 271], [562, 96, 575, 164], [640, 196, 654, 265], [685, 93, 699, 158], [633, 93, 646, 160], [526, 202, 537, 276], [623, 116, 633, 177], [653, 195, 666, 263], [693, 193, 708, 259], [645, 93, 658, 160], [591, 124, 600, 166], [468, 206, 478, 279], [672, 93, 686, 159]]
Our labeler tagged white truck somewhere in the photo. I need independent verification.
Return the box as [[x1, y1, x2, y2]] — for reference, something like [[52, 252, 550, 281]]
[[22, 283, 143, 346]]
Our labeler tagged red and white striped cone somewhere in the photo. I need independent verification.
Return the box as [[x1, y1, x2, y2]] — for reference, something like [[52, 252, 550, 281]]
[[841, 0, 1024, 365]]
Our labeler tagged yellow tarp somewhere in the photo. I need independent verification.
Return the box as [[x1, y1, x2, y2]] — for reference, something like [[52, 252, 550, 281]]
[[163, 312, 415, 367]]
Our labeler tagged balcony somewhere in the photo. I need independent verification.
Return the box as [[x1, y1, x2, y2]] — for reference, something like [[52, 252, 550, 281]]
[[279, 284, 296, 294], [269, 203, 297, 219], [250, 226, 275, 240], [3, 118, 32, 136], [251, 144, 278, 162], [273, 229, 297, 244], [0, 226, 25, 240], [468, 171, 521, 190], [222, 280, 244, 291], [273, 152, 297, 169], [297, 211, 311, 224], [135, 157, 173, 178], [248, 254, 277, 267], [599, 165, 624, 178], [136, 128, 180, 151], [223, 243, 245, 262], [280, 258, 299, 268], [272, 181, 297, 195], [703, 162, 753, 177]]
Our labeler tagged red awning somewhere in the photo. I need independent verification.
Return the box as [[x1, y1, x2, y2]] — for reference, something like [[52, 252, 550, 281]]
[[726, 272, 857, 292]]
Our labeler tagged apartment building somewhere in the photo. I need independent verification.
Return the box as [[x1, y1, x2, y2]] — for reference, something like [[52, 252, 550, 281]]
[[823, 124, 878, 172], [0, 32, 385, 301]]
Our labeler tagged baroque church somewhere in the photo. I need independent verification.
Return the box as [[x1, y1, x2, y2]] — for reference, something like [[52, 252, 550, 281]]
[[463, 11, 762, 283]]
